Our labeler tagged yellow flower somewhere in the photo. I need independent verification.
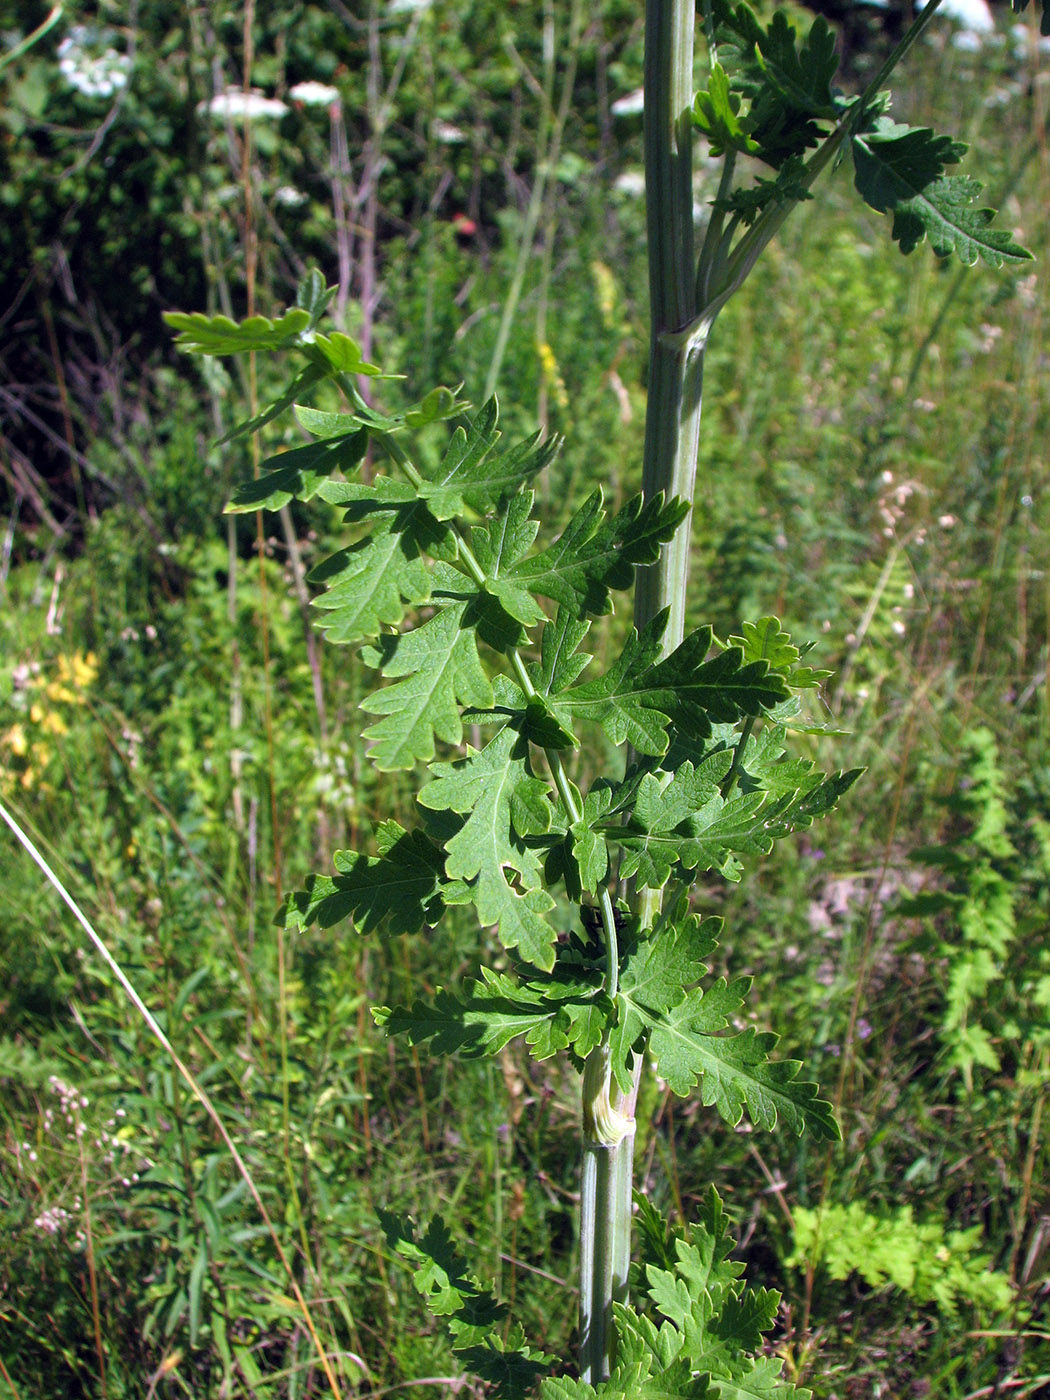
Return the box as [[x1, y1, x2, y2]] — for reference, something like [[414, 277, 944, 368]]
[[56, 651, 98, 693], [3, 723, 27, 757], [537, 340, 569, 411], [590, 259, 618, 328], [40, 709, 68, 737]]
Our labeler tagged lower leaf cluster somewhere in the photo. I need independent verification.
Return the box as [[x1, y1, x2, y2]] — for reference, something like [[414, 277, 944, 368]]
[[381, 1191, 809, 1399]]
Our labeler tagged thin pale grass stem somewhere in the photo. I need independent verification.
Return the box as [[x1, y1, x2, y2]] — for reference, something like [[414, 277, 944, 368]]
[[0, 797, 348, 1400], [75, 1112, 108, 1400]]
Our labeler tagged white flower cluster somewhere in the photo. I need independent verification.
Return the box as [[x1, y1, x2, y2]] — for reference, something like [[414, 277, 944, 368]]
[[289, 80, 340, 107], [205, 90, 289, 121], [57, 25, 131, 100]]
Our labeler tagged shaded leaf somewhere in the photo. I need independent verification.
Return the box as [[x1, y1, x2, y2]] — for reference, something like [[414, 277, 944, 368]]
[[226, 429, 368, 513], [852, 120, 1033, 265], [376, 960, 610, 1063], [279, 821, 449, 934]]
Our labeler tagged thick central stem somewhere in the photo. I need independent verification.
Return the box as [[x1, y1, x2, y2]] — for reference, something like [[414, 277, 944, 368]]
[[578, 0, 700, 1383]]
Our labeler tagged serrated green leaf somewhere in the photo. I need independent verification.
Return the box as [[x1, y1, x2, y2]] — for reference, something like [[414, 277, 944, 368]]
[[693, 62, 759, 156], [377, 961, 611, 1063], [610, 916, 722, 1088], [454, 1330, 553, 1399], [540, 1379, 597, 1400], [533, 609, 593, 696], [612, 742, 861, 888], [722, 618, 828, 694], [279, 821, 447, 934], [608, 758, 758, 887], [419, 724, 559, 967], [726, 618, 799, 672], [226, 429, 368, 513], [553, 617, 670, 756], [709, 1359, 810, 1400], [472, 490, 548, 627], [307, 497, 451, 647], [713, 156, 813, 226], [164, 307, 312, 354], [511, 492, 690, 619], [709, 3, 839, 167], [652, 1014, 837, 1137], [647, 630, 790, 731], [379, 1211, 503, 1321], [360, 601, 494, 769], [753, 11, 837, 119], [610, 918, 836, 1136], [852, 121, 1033, 265], [555, 619, 788, 758], [417, 399, 560, 518], [642, 1195, 802, 1389], [376, 985, 556, 1059], [304, 330, 383, 376]]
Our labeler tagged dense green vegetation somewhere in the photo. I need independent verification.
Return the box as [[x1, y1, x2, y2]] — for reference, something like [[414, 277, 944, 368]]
[[1, 1, 1048, 1397]]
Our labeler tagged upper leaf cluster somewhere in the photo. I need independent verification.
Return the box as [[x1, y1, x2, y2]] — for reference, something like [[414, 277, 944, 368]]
[[691, 1, 1033, 270]]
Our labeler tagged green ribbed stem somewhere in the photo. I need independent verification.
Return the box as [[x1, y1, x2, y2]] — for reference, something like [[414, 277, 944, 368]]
[[578, 0, 700, 1383]]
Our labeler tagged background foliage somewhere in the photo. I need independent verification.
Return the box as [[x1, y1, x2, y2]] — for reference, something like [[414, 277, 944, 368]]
[[1, 0, 1048, 1396]]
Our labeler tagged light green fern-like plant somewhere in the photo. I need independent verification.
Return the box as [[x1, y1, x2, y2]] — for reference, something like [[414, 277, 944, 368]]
[[899, 726, 1050, 1088], [789, 1201, 1015, 1321]]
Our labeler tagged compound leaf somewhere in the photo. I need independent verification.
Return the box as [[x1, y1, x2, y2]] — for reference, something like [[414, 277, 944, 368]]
[[610, 916, 836, 1137], [693, 62, 759, 156], [417, 399, 559, 518], [472, 490, 548, 627], [307, 499, 452, 647], [652, 1009, 837, 1138], [227, 428, 368, 513], [376, 960, 610, 1063], [557, 620, 788, 758]]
